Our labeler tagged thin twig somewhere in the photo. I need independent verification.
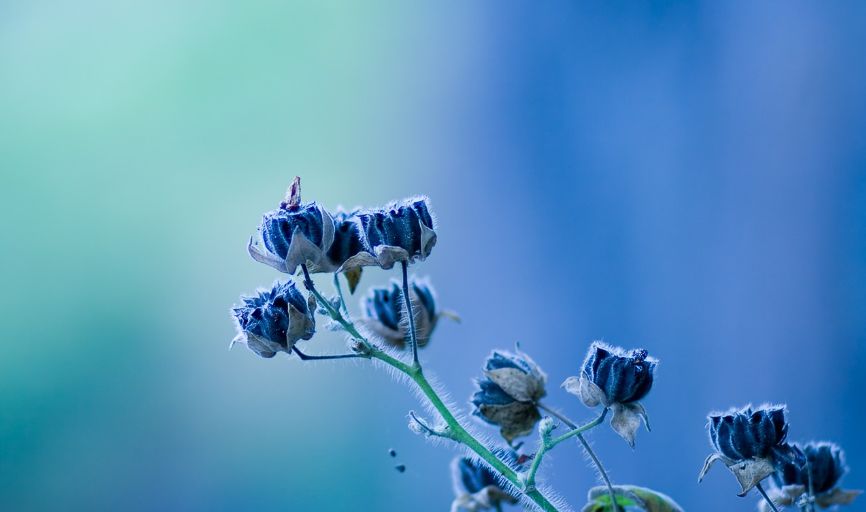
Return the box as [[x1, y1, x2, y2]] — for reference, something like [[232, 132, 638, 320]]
[[400, 261, 420, 369], [538, 403, 621, 512]]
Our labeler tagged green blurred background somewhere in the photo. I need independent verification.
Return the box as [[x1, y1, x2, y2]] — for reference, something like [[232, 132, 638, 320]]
[[3, 2, 865, 511]]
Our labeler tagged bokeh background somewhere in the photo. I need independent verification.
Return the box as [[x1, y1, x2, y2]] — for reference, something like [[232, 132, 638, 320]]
[[2, 1, 865, 511]]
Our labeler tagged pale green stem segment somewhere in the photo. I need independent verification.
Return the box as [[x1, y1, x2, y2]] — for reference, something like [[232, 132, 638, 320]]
[[756, 482, 781, 512], [299, 266, 562, 512], [332, 273, 349, 314], [524, 408, 608, 490], [538, 403, 621, 512]]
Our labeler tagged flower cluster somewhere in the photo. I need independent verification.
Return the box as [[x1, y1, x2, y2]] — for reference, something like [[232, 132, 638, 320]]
[[563, 342, 657, 447], [766, 441, 861, 509], [232, 177, 442, 360], [248, 178, 436, 275], [229, 178, 856, 512], [700, 404, 861, 508]]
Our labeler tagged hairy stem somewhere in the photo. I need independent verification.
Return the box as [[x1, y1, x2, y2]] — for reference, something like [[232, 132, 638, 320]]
[[538, 403, 621, 512], [400, 261, 421, 368], [756, 482, 780, 512], [524, 408, 608, 489], [301, 265, 367, 342], [301, 269, 562, 512]]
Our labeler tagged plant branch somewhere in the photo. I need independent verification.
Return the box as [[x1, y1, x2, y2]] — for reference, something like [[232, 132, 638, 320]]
[[300, 268, 562, 512], [538, 403, 621, 511], [524, 408, 608, 490]]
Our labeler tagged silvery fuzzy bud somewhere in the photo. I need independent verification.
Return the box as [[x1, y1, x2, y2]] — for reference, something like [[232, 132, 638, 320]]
[[247, 179, 336, 274], [450, 451, 521, 511], [337, 196, 437, 271], [563, 342, 657, 447], [699, 404, 789, 497], [359, 277, 454, 350], [775, 442, 846, 494], [471, 350, 547, 443], [231, 280, 316, 358], [708, 405, 788, 461]]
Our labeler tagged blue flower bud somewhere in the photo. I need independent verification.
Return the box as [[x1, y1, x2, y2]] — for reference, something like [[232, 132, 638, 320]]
[[326, 210, 367, 270], [471, 350, 547, 442], [774, 442, 847, 494], [248, 199, 336, 274], [359, 277, 446, 349], [231, 280, 316, 358], [707, 404, 788, 461], [582, 343, 656, 405], [343, 196, 437, 270], [563, 343, 657, 447]]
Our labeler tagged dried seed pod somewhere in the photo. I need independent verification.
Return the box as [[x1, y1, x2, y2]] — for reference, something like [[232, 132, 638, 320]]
[[471, 350, 547, 443], [247, 179, 336, 274], [231, 280, 316, 358], [563, 342, 657, 447], [359, 277, 452, 349], [699, 404, 790, 496]]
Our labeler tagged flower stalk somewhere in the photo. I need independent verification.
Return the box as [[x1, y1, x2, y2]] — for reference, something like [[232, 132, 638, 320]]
[[523, 408, 608, 491], [538, 403, 621, 512], [302, 267, 561, 512]]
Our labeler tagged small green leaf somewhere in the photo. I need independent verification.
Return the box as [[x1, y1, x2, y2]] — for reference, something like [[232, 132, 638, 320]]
[[583, 485, 684, 512]]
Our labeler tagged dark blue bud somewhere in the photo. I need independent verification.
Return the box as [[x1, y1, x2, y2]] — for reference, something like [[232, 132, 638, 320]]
[[248, 200, 336, 274], [707, 404, 788, 461], [582, 342, 657, 404], [359, 277, 445, 350], [326, 210, 367, 269], [350, 196, 436, 269], [231, 280, 316, 358], [774, 442, 847, 494]]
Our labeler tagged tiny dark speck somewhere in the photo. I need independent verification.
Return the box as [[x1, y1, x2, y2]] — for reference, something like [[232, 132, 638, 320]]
[[388, 448, 397, 457], [394, 464, 406, 473]]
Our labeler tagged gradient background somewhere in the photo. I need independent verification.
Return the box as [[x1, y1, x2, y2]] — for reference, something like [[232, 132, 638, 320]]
[[2, 2, 865, 511]]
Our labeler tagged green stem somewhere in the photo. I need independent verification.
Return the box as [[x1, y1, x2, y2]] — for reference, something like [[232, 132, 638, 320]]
[[756, 482, 780, 512], [524, 409, 608, 489], [538, 403, 621, 512], [332, 273, 348, 314], [400, 261, 421, 368], [301, 270, 562, 512]]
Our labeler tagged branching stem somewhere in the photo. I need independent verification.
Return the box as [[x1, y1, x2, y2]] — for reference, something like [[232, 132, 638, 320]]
[[524, 408, 608, 490], [300, 268, 562, 512], [538, 403, 621, 511]]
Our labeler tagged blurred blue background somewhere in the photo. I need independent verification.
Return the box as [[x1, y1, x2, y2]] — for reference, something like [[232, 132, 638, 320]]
[[2, 1, 865, 511]]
